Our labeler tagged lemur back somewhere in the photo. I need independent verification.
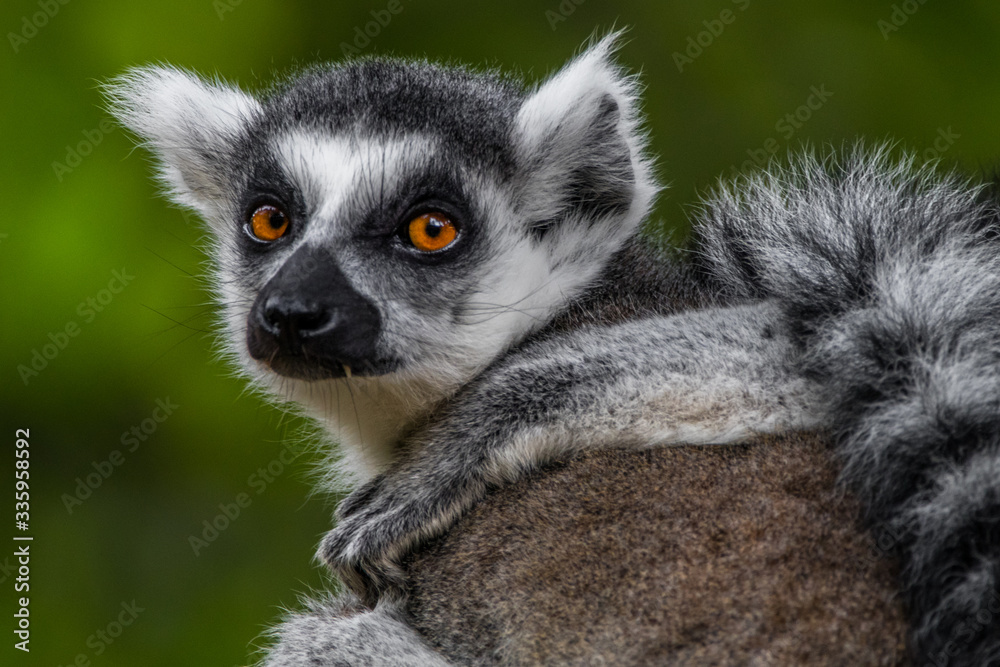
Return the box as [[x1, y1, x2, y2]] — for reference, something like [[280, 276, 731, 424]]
[[406, 437, 906, 666], [110, 34, 1000, 667]]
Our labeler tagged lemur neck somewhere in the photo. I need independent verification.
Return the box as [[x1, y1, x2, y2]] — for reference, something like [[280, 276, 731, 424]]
[[302, 372, 466, 485]]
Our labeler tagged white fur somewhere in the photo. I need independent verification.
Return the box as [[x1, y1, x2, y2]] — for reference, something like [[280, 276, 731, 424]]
[[106, 66, 260, 225]]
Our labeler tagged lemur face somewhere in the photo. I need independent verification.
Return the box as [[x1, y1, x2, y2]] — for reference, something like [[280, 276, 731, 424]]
[[232, 60, 525, 382], [109, 35, 656, 403]]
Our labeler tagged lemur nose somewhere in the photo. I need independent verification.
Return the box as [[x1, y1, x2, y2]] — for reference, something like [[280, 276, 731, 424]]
[[245, 245, 382, 379], [261, 295, 332, 344]]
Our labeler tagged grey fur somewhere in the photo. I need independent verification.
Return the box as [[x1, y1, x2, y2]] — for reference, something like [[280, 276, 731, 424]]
[[261, 594, 450, 667]]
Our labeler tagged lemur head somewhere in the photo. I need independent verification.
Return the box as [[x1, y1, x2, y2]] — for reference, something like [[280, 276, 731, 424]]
[[109, 35, 656, 475]]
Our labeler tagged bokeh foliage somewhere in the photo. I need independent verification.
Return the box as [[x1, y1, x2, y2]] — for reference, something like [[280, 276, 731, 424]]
[[2, 1, 999, 664]]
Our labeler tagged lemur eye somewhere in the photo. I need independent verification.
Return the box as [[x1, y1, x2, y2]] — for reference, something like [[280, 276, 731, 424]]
[[250, 205, 289, 242], [407, 213, 458, 252]]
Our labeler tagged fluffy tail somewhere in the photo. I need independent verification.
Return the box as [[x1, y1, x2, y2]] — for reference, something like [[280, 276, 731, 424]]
[[696, 145, 1000, 666]]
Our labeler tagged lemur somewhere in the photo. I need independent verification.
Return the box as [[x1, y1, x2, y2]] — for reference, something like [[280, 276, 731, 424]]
[[109, 35, 1000, 666]]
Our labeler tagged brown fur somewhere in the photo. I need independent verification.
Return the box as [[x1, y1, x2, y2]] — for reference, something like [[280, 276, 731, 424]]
[[404, 433, 908, 666]]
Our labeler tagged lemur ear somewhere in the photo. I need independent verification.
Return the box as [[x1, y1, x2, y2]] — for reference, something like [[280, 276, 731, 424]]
[[106, 66, 260, 219], [514, 33, 656, 239]]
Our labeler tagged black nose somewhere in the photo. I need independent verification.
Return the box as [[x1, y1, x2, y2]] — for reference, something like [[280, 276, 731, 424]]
[[246, 246, 382, 380], [259, 293, 333, 348]]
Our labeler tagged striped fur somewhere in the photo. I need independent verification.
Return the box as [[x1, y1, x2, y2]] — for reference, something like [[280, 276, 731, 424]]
[[698, 146, 1000, 665]]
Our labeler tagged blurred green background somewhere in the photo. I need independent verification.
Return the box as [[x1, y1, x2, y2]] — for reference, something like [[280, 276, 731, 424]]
[[2, 1, 999, 665]]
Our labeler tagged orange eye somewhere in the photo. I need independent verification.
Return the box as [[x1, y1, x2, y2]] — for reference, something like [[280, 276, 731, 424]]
[[250, 205, 289, 242], [407, 213, 457, 252]]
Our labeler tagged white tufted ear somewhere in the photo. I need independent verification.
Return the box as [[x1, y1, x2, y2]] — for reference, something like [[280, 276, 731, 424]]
[[513, 32, 657, 239], [106, 66, 261, 219]]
